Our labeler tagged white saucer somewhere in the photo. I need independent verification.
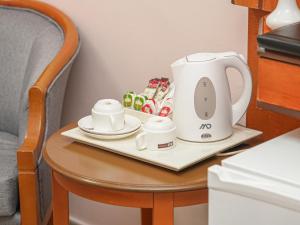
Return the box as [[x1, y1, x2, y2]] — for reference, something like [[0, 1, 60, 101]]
[[78, 114, 141, 136], [79, 128, 140, 140]]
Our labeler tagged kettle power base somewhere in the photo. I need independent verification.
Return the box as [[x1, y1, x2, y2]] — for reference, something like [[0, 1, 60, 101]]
[[62, 125, 262, 172]]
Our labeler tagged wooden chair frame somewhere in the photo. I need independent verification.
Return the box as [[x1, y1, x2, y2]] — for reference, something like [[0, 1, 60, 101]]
[[0, 1, 79, 224]]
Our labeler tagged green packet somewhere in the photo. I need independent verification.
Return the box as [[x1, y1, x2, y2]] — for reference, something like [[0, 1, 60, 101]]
[[133, 95, 148, 111], [123, 91, 135, 108]]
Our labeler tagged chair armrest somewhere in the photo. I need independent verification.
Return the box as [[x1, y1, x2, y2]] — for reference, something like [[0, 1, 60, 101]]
[[11, 0, 80, 171], [17, 87, 45, 171]]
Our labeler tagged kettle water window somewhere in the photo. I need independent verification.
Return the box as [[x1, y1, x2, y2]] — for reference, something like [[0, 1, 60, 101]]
[[194, 77, 216, 120]]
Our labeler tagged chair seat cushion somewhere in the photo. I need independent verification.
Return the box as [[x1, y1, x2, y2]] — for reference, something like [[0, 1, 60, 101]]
[[0, 211, 20, 225], [0, 131, 18, 216]]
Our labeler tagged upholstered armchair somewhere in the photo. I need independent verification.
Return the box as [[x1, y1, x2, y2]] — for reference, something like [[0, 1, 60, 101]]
[[0, 1, 80, 224]]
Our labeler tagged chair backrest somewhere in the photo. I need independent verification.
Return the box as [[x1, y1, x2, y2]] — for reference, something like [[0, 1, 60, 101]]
[[0, 6, 64, 136]]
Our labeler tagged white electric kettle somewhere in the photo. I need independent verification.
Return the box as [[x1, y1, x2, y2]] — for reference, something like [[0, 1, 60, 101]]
[[171, 52, 252, 142]]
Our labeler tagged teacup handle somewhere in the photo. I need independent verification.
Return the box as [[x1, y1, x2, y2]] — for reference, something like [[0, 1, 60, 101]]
[[136, 132, 147, 150]]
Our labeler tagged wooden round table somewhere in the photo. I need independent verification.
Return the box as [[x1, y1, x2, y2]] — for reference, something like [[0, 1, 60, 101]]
[[43, 124, 227, 225]]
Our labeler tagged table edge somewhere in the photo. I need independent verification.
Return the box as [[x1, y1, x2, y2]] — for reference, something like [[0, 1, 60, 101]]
[[43, 141, 208, 193]]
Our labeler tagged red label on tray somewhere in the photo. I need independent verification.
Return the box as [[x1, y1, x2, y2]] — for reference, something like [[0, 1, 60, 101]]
[[158, 141, 174, 149]]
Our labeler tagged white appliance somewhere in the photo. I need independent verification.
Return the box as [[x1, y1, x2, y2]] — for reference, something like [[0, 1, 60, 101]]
[[266, 0, 300, 30], [208, 128, 300, 225], [171, 52, 252, 142]]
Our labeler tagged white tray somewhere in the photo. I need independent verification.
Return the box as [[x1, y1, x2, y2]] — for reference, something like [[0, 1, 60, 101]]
[[62, 123, 262, 171]]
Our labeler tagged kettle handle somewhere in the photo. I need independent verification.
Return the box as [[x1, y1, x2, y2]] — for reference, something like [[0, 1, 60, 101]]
[[222, 52, 252, 125]]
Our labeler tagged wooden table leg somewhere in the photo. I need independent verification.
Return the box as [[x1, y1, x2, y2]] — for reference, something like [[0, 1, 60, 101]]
[[153, 193, 174, 225], [141, 208, 152, 225], [52, 172, 69, 225]]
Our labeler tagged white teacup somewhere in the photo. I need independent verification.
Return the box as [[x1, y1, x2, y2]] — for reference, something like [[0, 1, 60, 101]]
[[92, 99, 125, 132], [136, 116, 176, 151]]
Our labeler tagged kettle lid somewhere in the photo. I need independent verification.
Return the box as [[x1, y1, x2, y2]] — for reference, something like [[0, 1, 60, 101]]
[[172, 52, 236, 68], [186, 53, 216, 62]]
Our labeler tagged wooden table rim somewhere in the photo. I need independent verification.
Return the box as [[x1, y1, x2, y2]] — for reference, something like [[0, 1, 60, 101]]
[[52, 171, 208, 225]]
